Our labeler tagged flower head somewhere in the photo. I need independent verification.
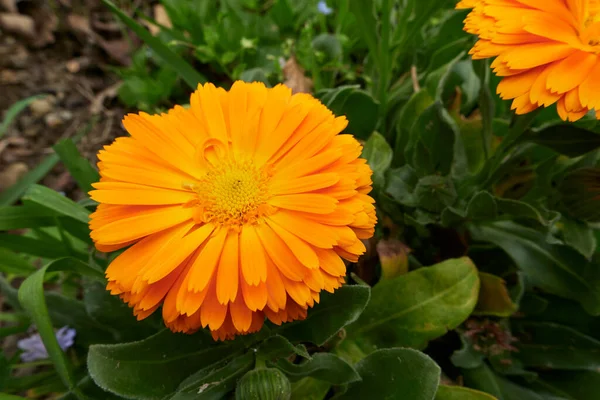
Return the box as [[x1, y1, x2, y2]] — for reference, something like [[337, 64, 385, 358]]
[[17, 326, 76, 362], [458, 0, 600, 121], [90, 81, 376, 340], [317, 1, 333, 15]]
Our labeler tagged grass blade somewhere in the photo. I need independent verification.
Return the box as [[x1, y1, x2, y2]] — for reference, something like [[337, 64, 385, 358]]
[[22, 185, 90, 225], [102, 0, 205, 89], [53, 139, 99, 193], [0, 95, 45, 138]]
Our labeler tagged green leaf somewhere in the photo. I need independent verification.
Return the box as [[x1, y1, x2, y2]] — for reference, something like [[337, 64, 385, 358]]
[[495, 197, 557, 226], [17, 258, 105, 396], [385, 165, 419, 207], [414, 175, 457, 213], [277, 284, 370, 346], [88, 329, 244, 400], [513, 321, 600, 371], [21, 184, 89, 224], [361, 132, 393, 188], [474, 272, 517, 317], [525, 124, 600, 157], [0, 248, 36, 275], [451, 334, 485, 369], [0, 204, 58, 230], [554, 217, 596, 260], [462, 364, 544, 400], [172, 352, 254, 400], [274, 353, 360, 385], [317, 86, 380, 140], [469, 221, 600, 315], [256, 335, 311, 364], [102, 0, 205, 89], [53, 138, 100, 193], [337, 348, 440, 400], [348, 1, 379, 70], [0, 95, 45, 138], [435, 385, 498, 400], [467, 191, 498, 220], [393, 90, 434, 166], [407, 102, 457, 176], [538, 371, 600, 400], [291, 377, 330, 400], [0, 233, 73, 259], [342, 257, 480, 354]]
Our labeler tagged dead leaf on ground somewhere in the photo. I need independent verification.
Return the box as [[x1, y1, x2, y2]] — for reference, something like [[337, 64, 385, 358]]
[[144, 4, 172, 36], [67, 13, 92, 36], [68, 13, 131, 65], [0, 162, 28, 190], [282, 55, 313, 94]]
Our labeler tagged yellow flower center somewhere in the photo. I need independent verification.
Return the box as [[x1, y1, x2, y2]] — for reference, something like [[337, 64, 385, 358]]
[[185, 159, 273, 227]]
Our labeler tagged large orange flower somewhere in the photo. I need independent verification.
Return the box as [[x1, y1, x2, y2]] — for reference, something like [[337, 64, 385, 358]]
[[89, 81, 376, 340], [458, 0, 600, 121]]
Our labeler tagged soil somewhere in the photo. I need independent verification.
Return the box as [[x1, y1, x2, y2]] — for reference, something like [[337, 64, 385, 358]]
[[0, 0, 146, 200]]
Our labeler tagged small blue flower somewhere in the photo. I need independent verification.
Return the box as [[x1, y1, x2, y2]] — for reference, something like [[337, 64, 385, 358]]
[[17, 326, 76, 362], [317, 1, 333, 15]]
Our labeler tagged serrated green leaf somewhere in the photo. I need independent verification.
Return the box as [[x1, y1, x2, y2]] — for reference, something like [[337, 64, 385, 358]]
[[342, 257, 480, 355], [277, 284, 370, 346], [274, 353, 360, 385], [337, 348, 440, 400]]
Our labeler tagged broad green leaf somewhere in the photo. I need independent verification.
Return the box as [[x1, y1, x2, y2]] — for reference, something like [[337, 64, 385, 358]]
[[513, 322, 600, 371], [414, 175, 457, 213], [435, 385, 497, 400], [0, 204, 58, 230], [362, 132, 392, 188], [553, 217, 596, 260], [22, 184, 90, 225], [393, 90, 434, 166], [256, 335, 311, 365], [53, 138, 100, 193], [469, 221, 600, 315], [407, 102, 457, 176], [342, 257, 480, 355], [102, 0, 205, 89], [0, 95, 45, 138], [467, 191, 497, 220], [18, 258, 104, 396], [172, 352, 254, 400], [462, 364, 546, 400], [317, 86, 380, 140], [337, 348, 440, 400], [88, 329, 243, 400], [385, 165, 419, 207], [290, 377, 330, 400], [558, 167, 600, 222], [451, 334, 485, 369], [274, 353, 360, 385], [474, 272, 517, 317], [312, 33, 343, 64], [0, 233, 74, 259], [538, 371, 600, 400], [495, 197, 558, 226], [0, 248, 36, 275], [525, 124, 600, 157], [277, 284, 370, 346]]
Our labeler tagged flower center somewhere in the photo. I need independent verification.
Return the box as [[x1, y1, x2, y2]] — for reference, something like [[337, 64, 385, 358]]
[[185, 160, 273, 227]]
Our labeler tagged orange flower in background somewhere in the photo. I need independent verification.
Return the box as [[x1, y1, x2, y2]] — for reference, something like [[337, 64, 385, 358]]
[[458, 0, 600, 121], [89, 81, 376, 340]]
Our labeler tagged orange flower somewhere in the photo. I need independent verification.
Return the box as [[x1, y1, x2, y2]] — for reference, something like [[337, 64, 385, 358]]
[[89, 81, 376, 340], [458, 0, 600, 121]]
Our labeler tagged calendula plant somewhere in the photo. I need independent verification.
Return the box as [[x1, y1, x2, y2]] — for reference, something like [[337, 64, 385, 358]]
[[2, 0, 600, 399]]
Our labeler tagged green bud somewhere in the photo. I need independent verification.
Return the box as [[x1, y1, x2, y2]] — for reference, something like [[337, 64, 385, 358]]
[[235, 368, 291, 400]]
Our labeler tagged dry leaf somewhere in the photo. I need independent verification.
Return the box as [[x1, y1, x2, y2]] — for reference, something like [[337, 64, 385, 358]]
[[0, 162, 28, 190], [67, 13, 92, 36], [145, 4, 172, 35], [376, 238, 412, 280], [90, 81, 122, 115], [0, 0, 17, 13], [282, 56, 313, 94]]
